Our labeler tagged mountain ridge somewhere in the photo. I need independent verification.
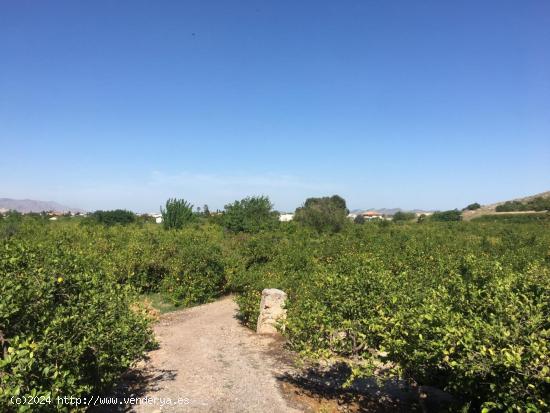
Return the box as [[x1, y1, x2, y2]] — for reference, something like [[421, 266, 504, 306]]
[[0, 198, 84, 214]]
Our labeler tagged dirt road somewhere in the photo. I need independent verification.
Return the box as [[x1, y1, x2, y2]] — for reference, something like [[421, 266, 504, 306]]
[[128, 296, 304, 413]]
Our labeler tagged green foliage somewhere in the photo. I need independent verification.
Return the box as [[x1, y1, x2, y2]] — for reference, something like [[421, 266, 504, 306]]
[[231, 221, 550, 412], [1, 211, 23, 240], [496, 197, 550, 212], [89, 209, 136, 226], [137, 214, 155, 225], [353, 215, 365, 224], [161, 198, 195, 230], [294, 195, 349, 233], [222, 196, 279, 233], [3, 210, 23, 221], [431, 209, 462, 222], [473, 212, 550, 223], [2, 208, 549, 412], [464, 202, 481, 211], [160, 234, 225, 307], [392, 211, 416, 222], [0, 239, 154, 412]]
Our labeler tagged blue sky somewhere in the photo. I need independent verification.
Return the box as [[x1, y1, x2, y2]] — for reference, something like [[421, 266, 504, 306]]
[[1, 1, 549, 212]]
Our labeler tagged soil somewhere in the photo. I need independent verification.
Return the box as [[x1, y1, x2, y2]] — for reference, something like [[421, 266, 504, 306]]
[[117, 296, 305, 412]]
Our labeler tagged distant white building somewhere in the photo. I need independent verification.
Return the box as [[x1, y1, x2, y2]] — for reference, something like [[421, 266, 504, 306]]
[[279, 213, 294, 222], [149, 213, 163, 224]]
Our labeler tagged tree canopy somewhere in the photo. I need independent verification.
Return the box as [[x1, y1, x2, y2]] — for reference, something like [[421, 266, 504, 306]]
[[430, 209, 462, 222], [223, 196, 279, 233], [90, 209, 136, 226], [294, 195, 349, 233], [464, 202, 481, 211], [161, 198, 195, 229], [392, 211, 416, 222]]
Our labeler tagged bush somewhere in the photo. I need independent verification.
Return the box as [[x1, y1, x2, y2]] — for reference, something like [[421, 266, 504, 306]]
[[496, 197, 550, 212], [160, 235, 225, 307], [89, 209, 136, 226], [392, 211, 416, 222], [473, 212, 550, 223], [161, 198, 195, 230], [430, 209, 462, 222], [496, 201, 525, 212], [233, 221, 550, 411], [294, 195, 349, 233], [0, 210, 23, 240], [223, 196, 279, 233], [0, 240, 154, 411], [464, 202, 481, 211], [354, 215, 365, 224]]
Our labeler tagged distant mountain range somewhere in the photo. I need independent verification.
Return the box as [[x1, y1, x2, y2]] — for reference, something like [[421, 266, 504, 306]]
[[0, 198, 84, 214], [350, 208, 433, 216]]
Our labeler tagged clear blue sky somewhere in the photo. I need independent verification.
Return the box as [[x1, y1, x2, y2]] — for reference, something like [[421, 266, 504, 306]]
[[1, 1, 549, 212]]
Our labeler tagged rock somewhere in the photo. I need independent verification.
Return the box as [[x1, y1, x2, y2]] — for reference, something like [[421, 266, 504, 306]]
[[256, 289, 287, 335]]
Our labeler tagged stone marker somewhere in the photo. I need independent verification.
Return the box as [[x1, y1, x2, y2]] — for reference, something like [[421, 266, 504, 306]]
[[256, 288, 287, 334]]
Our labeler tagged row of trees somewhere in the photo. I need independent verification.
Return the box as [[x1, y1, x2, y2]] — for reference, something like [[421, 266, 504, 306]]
[[369, 209, 463, 223], [66, 195, 468, 233], [158, 194, 465, 232], [160, 194, 349, 233]]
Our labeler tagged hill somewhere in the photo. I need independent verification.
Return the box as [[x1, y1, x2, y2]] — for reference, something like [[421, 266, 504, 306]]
[[462, 191, 550, 220], [0, 198, 84, 214]]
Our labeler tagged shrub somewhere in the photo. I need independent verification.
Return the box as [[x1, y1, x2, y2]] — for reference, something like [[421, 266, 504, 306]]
[[294, 195, 349, 233], [233, 221, 550, 411], [464, 202, 481, 211], [0, 211, 23, 240], [222, 196, 279, 233], [392, 211, 416, 222], [496, 197, 550, 212], [496, 201, 525, 212], [473, 212, 550, 223], [0, 240, 154, 411], [160, 235, 225, 306], [430, 209, 462, 222], [89, 209, 136, 226], [161, 198, 195, 230]]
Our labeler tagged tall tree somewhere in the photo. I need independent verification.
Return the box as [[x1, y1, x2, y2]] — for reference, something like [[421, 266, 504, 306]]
[[161, 198, 195, 229], [223, 196, 279, 233], [294, 195, 349, 233]]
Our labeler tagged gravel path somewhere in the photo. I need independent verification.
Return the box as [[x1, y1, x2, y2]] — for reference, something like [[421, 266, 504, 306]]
[[130, 296, 304, 413]]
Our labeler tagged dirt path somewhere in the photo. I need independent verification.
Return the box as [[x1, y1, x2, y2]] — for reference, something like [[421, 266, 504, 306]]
[[128, 296, 304, 413]]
